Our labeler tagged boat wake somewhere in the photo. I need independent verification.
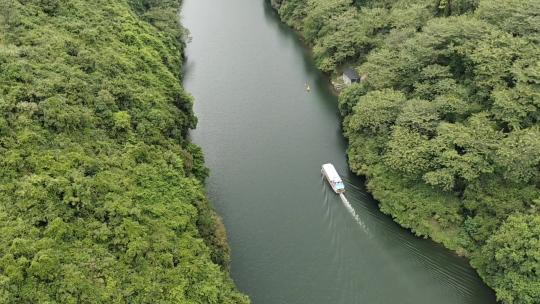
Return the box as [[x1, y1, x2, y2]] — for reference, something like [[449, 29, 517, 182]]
[[339, 193, 370, 236]]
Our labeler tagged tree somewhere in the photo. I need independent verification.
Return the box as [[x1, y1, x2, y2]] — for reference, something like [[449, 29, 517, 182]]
[[476, 0, 540, 42], [384, 126, 435, 176], [0, 0, 18, 29], [495, 128, 540, 183], [473, 214, 540, 304], [346, 88, 406, 134]]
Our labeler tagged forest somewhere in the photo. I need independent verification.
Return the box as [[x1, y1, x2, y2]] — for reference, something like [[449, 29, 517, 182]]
[[0, 0, 248, 302], [271, 0, 539, 303]]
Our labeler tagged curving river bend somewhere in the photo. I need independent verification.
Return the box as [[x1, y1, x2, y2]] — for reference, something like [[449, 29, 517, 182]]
[[182, 0, 496, 303]]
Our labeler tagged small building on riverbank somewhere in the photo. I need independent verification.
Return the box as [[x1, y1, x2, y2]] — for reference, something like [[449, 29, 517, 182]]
[[342, 67, 360, 85]]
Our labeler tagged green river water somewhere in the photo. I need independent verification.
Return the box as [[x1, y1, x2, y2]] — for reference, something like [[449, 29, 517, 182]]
[[182, 0, 497, 303]]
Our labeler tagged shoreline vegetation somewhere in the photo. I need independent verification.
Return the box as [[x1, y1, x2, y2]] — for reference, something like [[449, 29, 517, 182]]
[[270, 0, 539, 303], [0, 0, 248, 302]]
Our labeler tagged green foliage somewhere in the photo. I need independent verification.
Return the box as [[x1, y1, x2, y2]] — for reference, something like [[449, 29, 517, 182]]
[[476, 0, 540, 43], [472, 215, 540, 304], [0, 0, 248, 302], [0, 0, 19, 29], [434, 0, 479, 16], [338, 82, 367, 116], [495, 128, 540, 183], [273, 0, 540, 302], [346, 89, 406, 134], [112, 111, 132, 131], [384, 126, 435, 177]]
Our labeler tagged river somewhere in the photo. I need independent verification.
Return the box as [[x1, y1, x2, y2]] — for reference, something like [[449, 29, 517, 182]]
[[181, 0, 496, 303]]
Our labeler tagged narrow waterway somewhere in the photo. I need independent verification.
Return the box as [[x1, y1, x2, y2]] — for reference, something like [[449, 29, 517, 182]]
[[182, 1, 496, 303]]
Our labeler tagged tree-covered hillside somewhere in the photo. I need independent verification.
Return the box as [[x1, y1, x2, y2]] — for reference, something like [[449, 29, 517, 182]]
[[271, 0, 539, 303], [0, 0, 248, 302]]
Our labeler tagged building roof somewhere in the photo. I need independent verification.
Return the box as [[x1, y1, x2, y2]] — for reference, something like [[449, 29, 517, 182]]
[[343, 67, 360, 80]]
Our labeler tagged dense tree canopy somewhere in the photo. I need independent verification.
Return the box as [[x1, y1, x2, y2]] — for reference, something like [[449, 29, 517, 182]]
[[473, 214, 540, 304], [0, 0, 248, 302], [272, 0, 540, 303]]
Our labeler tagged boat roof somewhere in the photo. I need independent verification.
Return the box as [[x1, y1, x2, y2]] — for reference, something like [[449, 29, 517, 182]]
[[343, 67, 360, 80], [322, 163, 342, 182]]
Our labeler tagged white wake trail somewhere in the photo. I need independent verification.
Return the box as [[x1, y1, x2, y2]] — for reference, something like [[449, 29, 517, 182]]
[[339, 193, 370, 235]]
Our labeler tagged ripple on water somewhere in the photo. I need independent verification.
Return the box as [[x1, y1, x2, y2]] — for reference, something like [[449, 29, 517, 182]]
[[337, 179, 483, 300]]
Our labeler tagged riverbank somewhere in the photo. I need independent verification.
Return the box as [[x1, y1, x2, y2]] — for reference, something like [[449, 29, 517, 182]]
[[0, 0, 247, 302], [270, 1, 540, 303]]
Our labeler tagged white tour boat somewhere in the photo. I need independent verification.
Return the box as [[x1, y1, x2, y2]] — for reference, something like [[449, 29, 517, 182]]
[[321, 163, 345, 194]]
